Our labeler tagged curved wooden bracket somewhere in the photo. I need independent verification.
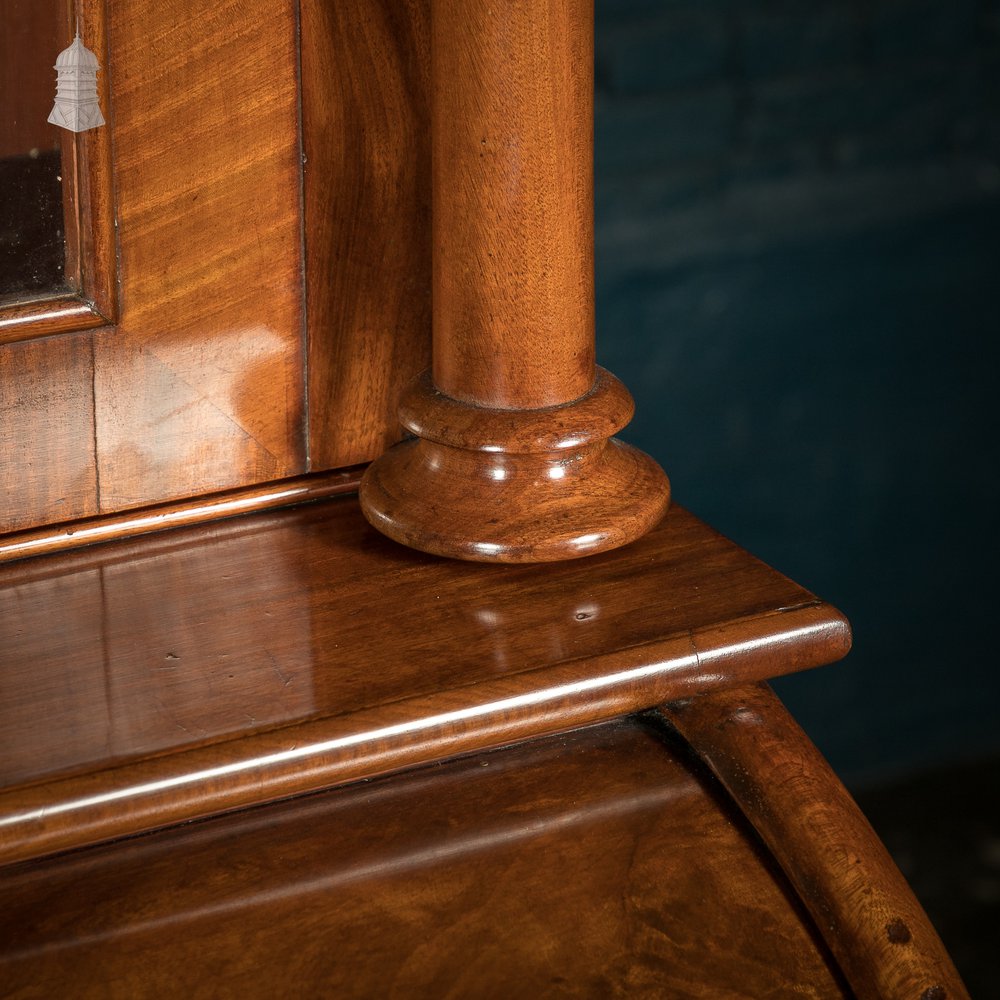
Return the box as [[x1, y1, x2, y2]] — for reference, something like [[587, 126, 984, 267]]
[[660, 684, 969, 1000], [360, 0, 669, 562]]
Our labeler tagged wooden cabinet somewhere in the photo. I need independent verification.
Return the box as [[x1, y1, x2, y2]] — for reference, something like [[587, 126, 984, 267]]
[[0, 497, 966, 996], [0, 2, 967, 997]]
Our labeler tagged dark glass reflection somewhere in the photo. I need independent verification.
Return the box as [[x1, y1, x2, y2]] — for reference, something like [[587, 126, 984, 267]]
[[0, 149, 67, 297], [0, 0, 71, 302]]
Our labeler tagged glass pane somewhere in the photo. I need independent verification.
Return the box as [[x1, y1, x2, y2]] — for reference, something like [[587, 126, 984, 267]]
[[0, 0, 71, 301]]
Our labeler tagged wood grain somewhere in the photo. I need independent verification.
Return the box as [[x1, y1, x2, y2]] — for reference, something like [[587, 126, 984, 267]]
[[0, 297, 107, 345], [0, 334, 98, 532], [432, 0, 595, 409], [92, 0, 306, 512], [302, 0, 432, 470], [2, 0, 312, 538], [0, 719, 849, 998], [0, 497, 850, 865], [662, 684, 969, 1000], [360, 417, 670, 562], [72, 0, 118, 327]]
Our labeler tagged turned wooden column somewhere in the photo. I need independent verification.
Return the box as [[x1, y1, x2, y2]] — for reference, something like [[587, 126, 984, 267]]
[[360, 0, 669, 562]]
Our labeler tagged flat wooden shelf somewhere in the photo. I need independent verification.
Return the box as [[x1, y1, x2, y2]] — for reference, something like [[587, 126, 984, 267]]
[[0, 496, 850, 865]]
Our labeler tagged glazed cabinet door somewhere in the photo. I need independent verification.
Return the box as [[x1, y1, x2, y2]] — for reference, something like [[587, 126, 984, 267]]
[[0, 0, 432, 543]]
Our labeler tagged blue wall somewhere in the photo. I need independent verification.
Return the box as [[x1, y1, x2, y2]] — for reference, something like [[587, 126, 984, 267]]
[[594, 0, 1000, 783]]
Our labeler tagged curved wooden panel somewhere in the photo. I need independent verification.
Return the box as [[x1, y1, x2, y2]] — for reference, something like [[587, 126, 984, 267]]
[[0, 720, 849, 998]]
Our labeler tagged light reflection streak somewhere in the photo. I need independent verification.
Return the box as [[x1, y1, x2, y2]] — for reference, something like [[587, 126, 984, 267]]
[[471, 541, 504, 556], [0, 304, 90, 330], [0, 620, 830, 828], [6, 487, 310, 557]]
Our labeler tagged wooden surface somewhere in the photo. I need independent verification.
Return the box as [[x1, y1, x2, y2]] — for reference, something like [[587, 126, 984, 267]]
[[301, 0, 432, 471], [70, 0, 118, 329], [359, 0, 669, 563], [360, 410, 670, 562], [2, 0, 669, 564], [663, 684, 969, 1000], [0, 296, 108, 344], [0, 497, 850, 865], [360, 369, 670, 562], [0, 718, 850, 998], [1, 0, 438, 543], [0, 335, 98, 527], [2, 0, 312, 536]]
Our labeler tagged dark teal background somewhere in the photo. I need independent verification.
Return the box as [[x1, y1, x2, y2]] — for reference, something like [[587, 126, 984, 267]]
[[593, 0, 1000, 784]]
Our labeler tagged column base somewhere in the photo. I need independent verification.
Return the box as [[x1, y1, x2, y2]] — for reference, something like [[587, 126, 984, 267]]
[[359, 369, 670, 563]]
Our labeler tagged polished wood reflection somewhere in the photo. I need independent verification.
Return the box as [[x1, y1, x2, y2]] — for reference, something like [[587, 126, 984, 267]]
[[1, 0, 311, 535], [0, 719, 850, 998], [0, 467, 362, 564], [0, 3, 965, 995], [0, 496, 850, 865], [92, 0, 305, 510]]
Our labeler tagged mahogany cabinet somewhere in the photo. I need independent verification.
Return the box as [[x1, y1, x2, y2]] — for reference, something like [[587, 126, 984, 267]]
[[0, 2, 967, 997]]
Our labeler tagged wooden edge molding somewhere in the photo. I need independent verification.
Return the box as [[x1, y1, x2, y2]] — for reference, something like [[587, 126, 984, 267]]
[[77, 0, 119, 327], [0, 468, 364, 565], [660, 684, 969, 1000], [0, 604, 849, 868], [0, 295, 110, 346], [397, 367, 635, 454]]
